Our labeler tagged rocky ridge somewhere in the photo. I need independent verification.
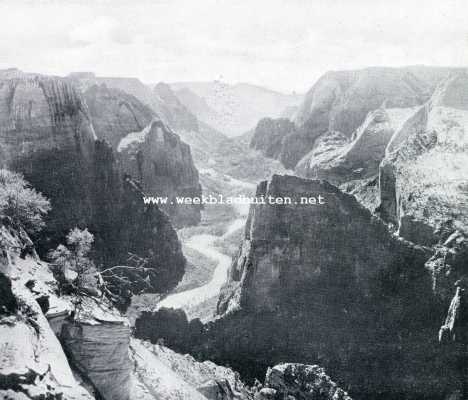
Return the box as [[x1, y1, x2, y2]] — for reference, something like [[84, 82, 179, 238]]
[[379, 73, 468, 244], [117, 118, 202, 227], [194, 174, 460, 399], [0, 219, 256, 400], [0, 70, 187, 296], [250, 66, 467, 172]]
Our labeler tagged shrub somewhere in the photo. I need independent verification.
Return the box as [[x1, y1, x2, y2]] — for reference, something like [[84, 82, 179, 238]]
[[49, 228, 98, 315], [0, 169, 50, 235]]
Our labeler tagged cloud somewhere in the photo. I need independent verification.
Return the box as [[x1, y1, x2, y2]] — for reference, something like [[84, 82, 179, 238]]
[[68, 16, 134, 47], [0, 0, 467, 92]]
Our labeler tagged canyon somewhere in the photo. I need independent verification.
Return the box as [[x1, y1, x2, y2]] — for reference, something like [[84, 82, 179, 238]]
[[1, 64, 468, 400]]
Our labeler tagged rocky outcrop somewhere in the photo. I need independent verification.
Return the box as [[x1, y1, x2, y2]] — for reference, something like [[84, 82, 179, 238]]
[[69, 73, 156, 113], [379, 73, 468, 246], [190, 174, 463, 399], [83, 83, 154, 148], [0, 272, 17, 314], [131, 339, 252, 400], [218, 174, 430, 314], [256, 363, 351, 400], [0, 72, 186, 295], [153, 82, 199, 132], [135, 307, 204, 354], [0, 73, 96, 167], [118, 119, 202, 226], [82, 81, 202, 227], [294, 67, 428, 136], [438, 280, 468, 400], [0, 222, 94, 400], [296, 106, 418, 185], [62, 320, 131, 400], [252, 67, 466, 170], [250, 118, 300, 169]]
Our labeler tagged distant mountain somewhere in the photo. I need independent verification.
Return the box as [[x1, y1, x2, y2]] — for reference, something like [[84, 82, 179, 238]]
[[170, 81, 302, 137], [250, 66, 468, 170]]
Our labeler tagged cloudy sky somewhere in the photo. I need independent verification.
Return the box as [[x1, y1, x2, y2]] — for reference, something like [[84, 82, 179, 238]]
[[0, 0, 467, 93]]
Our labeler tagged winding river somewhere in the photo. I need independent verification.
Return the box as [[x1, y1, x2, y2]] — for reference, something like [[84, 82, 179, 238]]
[[156, 175, 254, 313]]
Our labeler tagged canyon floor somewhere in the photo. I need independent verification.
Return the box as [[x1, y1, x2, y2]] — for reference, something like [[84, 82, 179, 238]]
[[157, 168, 255, 322]]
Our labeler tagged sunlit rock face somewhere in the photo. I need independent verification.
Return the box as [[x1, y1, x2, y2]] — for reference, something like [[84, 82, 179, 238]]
[[251, 67, 468, 172], [118, 119, 202, 227], [379, 73, 468, 246], [256, 363, 352, 400], [250, 67, 431, 170], [130, 339, 253, 400], [294, 67, 428, 137], [0, 222, 94, 400], [296, 107, 418, 184]]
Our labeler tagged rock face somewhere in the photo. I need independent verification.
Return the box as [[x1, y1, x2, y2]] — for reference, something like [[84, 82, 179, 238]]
[[0, 272, 17, 314], [0, 222, 94, 400], [256, 363, 351, 400], [83, 83, 154, 149], [153, 82, 199, 132], [62, 321, 132, 400], [218, 174, 430, 314], [0, 72, 186, 295], [379, 73, 468, 246], [131, 339, 252, 400], [296, 106, 418, 186], [118, 118, 202, 227], [0, 74, 96, 167], [192, 174, 463, 399], [83, 81, 203, 227], [250, 67, 467, 171], [294, 67, 429, 136], [250, 118, 298, 169]]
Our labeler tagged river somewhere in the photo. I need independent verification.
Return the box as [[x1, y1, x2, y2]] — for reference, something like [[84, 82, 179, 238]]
[[155, 174, 254, 314]]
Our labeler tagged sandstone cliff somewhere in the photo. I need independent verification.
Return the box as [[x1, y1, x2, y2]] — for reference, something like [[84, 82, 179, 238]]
[[295, 106, 418, 186], [379, 73, 468, 245], [249, 118, 298, 169], [84, 83, 155, 149], [117, 118, 202, 227], [0, 72, 186, 296], [0, 73, 96, 167], [192, 174, 460, 400], [250, 67, 468, 171], [83, 82, 202, 226], [153, 82, 199, 132]]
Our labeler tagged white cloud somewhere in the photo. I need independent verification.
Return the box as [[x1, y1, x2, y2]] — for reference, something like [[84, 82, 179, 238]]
[[0, 0, 467, 92]]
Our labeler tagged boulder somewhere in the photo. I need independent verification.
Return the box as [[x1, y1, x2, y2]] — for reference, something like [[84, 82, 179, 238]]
[[262, 363, 351, 400], [62, 321, 132, 400]]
